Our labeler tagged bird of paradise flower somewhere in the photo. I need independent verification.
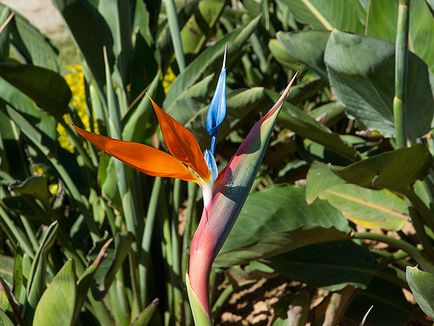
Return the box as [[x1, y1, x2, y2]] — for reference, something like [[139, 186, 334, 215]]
[[75, 50, 297, 324]]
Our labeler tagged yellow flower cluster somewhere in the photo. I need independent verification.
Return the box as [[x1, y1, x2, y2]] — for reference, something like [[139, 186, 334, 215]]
[[162, 66, 176, 94], [57, 64, 89, 153]]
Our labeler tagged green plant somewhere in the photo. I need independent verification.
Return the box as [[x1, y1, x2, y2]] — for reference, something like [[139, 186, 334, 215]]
[[0, 0, 433, 325]]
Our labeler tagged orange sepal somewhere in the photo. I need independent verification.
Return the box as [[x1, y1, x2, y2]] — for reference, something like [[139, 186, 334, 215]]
[[74, 126, 200, 183], [149, 98, 210, 182]]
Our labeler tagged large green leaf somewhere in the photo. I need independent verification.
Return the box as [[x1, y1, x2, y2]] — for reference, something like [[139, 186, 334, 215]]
[[266, 90, 359, 161], [0, 63, 71, 120], [52, 0, 114, 88], [276, 31, 329, 79], [33, 260, 77, 326], [164, 15, 261, 107], [366, 0, 434, 73], [305, 161, 345, 204], [406, 266, 434, 319], [281, 0, 365, 33], [325, 30, 434, 140], [333, 144, 432, 192], [215, 185, 349, 267], [270, 240, 377, 290], [319, 184, 408, 230]]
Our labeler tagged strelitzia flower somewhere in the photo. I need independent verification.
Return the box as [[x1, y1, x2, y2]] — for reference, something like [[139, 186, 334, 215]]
[[75, 50, 297, 324]]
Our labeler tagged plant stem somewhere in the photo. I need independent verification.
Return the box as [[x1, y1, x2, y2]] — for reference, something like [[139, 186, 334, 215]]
[[140, 177, 162, 305], [171, 180, 183, 323], [165, 0, 186, 71], [353, 232, 434, 273], [393, 0, 410, 148]]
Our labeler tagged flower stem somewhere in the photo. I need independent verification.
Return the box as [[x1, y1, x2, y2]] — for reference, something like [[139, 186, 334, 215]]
[[393, 0, 410, 148]]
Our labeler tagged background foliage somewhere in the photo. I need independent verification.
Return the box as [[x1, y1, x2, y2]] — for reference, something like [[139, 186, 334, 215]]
[[0, 0, 433, 325]]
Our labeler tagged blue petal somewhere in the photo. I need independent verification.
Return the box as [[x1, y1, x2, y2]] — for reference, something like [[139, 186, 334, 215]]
[[206, 49, 227, 138], [204, 150, 218, 183]]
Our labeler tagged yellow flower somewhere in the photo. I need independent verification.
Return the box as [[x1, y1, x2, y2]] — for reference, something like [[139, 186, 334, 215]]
[[57, 64, 94, 152]]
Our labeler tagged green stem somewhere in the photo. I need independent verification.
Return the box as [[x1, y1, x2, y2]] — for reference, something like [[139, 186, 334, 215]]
[[161, 189, 174, 324], [353, 232, 434, 273], [212, 283, 233, 315], [165, 0, 186, 71], [171, 179, 183, 323], [140, 177, 162, 305], [103, 47, 142, 310], [393, 0, 410, 148]]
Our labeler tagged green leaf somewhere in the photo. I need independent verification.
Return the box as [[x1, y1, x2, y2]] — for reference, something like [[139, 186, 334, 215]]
[[215, 185, 349, 267], [75, 239, 112, 318], [406, 266, 434, 319], [180, 0, 226, 55], [0, 255, 13, 286], [0, 8, 11, 60], [52, 0, 114, 89], [0, 77, 57, 140], [366, 0, 434, 73], [25, 222, 58, 320], [281, 0, 365, 33], [1, 5, 59, 71], [165, 73, 215, 123], [9, 176, 50, 206], [130, 298, 159, 326], [0, 63, 70, 121], [345, 277, 412, 325], [305, 161, 346, 204], [276, 31, 330, 79], [268, 39, 304, 71], [320, 184, 408, 230], [186, 274, 212, 326], [266, 90, 359, 161], [332, 144, 432, 192], [2, 195, 49, 223], [0, 309, 14, 326], [98, 0, 132, 83], [325, 30, 434, 140], [33, 260, 77, 326], [164, 15, 261, 107], [270, 240, 376, 290], [91, 233, 133, 300]]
